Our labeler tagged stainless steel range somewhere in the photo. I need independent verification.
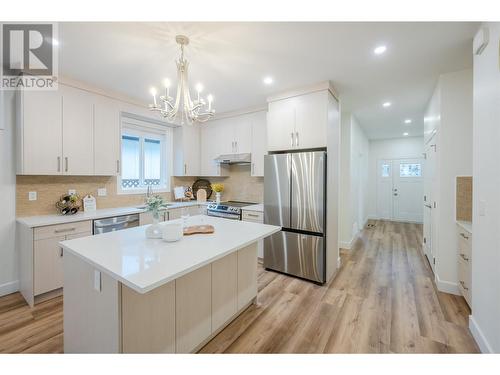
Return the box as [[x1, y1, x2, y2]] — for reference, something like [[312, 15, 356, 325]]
[[206, 201, 255, 220]]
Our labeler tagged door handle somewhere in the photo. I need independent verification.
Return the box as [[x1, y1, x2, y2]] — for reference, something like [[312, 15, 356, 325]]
[[393, 193, 398, 196], [290, 132, 294, 147], [295, 131, 299, 147], [60, 248, 64, 257]]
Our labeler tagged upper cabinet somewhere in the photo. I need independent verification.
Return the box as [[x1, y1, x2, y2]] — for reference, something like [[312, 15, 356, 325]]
[[94, 96, 120, 176], [61, 85, 94, 175], [17, 84, 122, 176], [173, 124, 201, 176], [250, 111, 267, 177], [267, 89, 329, 151], [17, 90, 63, 175], [199, 120, 229, 177]]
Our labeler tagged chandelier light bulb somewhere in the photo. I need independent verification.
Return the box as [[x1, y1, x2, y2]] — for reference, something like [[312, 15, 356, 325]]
[[163, 78, 171, 88], [150, 87, 157, 106], [207, 94, 214, 111], [195, 83, 204, 93]]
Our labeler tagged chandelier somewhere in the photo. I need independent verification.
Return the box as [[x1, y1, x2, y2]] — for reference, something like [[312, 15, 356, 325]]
[[149, 35, 215, 124]]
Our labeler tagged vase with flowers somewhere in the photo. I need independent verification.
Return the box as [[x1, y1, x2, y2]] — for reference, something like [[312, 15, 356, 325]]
[[145, 195, 166, 239], [211, 183, 224, 204]]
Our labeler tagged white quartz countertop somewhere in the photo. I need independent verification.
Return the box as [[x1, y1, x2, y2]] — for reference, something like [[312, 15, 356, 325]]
[[60, 215, 281, 294], [456, 220, 472, 234], [241, 203, 263, 212], [16, 201, 211, 228]]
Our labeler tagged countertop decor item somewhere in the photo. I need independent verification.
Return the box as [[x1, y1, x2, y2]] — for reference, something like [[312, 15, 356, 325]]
[[183, 224, 215, 236], [211, 183, 224, 204], [192, 179, 212, 199], [162, 222, 184, 242], [196, 188, 207, 203], [83, 194, 97, 212], [184, 186, 194, 200], [145, 195, 166, 239], [55, 194, 81, 215], [148, 35, 215, 124]]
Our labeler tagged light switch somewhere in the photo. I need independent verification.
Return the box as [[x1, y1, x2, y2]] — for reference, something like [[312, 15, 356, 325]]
[[97, 188, 107, 197], [68, 189, 76, 196], [28, 191, 37, 201], [94, 270, 102, 292], [479, 199, 486, 216]]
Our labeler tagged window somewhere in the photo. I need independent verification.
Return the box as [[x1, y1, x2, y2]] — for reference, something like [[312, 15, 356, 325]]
[[119, 117, 172, 194], [381, 163, 391, 177], [400, 163, 422, 177]]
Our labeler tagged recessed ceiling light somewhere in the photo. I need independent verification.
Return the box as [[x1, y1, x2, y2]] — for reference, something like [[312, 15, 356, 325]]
[[263, 76, 274, 85], [403, 132, 409, 136], [374, 45, 387, 55], [404, 119, 412, 124], [382, 101, 392, 108]]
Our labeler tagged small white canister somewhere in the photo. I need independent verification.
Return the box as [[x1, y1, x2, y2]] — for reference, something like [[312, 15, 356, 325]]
[[162, 222, 183, 242]]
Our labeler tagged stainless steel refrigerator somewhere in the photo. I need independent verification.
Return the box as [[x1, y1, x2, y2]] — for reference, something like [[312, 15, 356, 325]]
[[263, 151, 326, 283]]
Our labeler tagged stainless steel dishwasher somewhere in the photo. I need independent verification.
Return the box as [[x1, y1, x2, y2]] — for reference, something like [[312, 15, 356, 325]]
[[93, 214, 140, 234]]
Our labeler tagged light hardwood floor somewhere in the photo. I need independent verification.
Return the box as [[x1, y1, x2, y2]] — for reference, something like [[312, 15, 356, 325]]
[[0, 220, 479, 353]]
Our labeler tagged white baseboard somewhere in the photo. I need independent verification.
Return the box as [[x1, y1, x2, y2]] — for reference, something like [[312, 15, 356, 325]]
[[0, 280, 19, 297], [366, 215, 423, 224], [469, 315, 494, 353], [435, 274, 460, 295]]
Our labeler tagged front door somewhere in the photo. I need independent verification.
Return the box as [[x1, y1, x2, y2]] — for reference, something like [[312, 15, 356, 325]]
[[377, 158, 424, 222]]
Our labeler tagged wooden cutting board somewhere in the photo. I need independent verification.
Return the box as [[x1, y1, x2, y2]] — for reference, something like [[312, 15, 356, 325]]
[[183, 225, 215, 236]]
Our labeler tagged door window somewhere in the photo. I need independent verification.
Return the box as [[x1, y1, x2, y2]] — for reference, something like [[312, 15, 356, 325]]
[[399, 163, 422, 177]]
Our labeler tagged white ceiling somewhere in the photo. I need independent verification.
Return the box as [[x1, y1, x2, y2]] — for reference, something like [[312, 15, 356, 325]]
[[58, 22, 478, 139]]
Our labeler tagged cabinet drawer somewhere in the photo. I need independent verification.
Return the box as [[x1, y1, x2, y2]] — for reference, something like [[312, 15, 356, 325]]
[[242, 211, 263, 223], [458, 256, 471, 306], [34, 220, 92, 241]]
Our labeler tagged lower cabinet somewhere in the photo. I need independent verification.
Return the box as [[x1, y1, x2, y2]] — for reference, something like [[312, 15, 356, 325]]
[[175, 264, 212, 353], [237, 243, 258, 310], [212, 252, 238, 332], [33, 236, 66, 295], [457, 225, 472, 307]]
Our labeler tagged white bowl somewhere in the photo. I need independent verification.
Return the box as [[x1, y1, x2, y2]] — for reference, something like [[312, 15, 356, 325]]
[[162, 222, 183, 242]]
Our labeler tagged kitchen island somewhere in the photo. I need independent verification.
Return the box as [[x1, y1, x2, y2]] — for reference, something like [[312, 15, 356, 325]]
[[60, 215, 280, 353]]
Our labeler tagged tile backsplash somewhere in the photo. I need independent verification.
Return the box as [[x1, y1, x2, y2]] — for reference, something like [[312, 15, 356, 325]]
[[172, 164, 264, 204], [16, 164, 263, 217], [456, 176, 472, 222]]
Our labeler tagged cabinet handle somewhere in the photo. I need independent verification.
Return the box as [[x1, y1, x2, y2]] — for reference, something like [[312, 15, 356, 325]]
[[290, 132, 294, 147], [460, 253, 469, 262], [295, 131, 299, 147], [54, 227, 76, 234], [65, 157, 68, 172], [460, 232, 469, 240], [184, 164, 187, 175], [116, 160, 120, 174], [57, 157, 61, 172], [235, 141, 238, 153], [459, 280, 469, 291], [60, 248, 64, 257], [246, 213, 260, 218]]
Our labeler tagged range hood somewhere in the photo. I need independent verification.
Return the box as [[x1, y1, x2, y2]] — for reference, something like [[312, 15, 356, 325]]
[[214, 153, 252, 164]]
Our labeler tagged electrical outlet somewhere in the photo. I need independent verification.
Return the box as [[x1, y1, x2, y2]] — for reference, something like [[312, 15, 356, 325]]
[[97, 188, 107, 197], [28, 191, 37, 201], [68, 189, 76, 196]]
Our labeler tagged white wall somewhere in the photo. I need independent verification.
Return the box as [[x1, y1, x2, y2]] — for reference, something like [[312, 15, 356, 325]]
[[469, 23, 500, 353], [366, 137, 424, 219], [339, 113, 369, 249], [435, 69, 473, 295], [0, 91, 18, 296]]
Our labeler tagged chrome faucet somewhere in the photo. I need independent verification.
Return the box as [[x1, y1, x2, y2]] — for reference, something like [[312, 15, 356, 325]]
[[146, 185, 153, 199]]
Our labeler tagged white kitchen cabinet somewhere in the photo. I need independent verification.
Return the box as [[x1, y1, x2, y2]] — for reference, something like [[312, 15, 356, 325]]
[[267, 97, 296, 152], [19, 220, 92, 306], [34, 236, 66, 295], [267, 90, 329, 151], [173, 125, 200, 176], [16, 90, 63, 175], [94, 95, 120, 176], [237, 244, 258, 310], [233, 116, 252, 154], [250, 111, 267, 176], [294, 90, 328, 149], [61, 85, 94, 175], [200, 120, 229, 177], [175, 264, 212, 353], [211, 252, 238, 333]]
